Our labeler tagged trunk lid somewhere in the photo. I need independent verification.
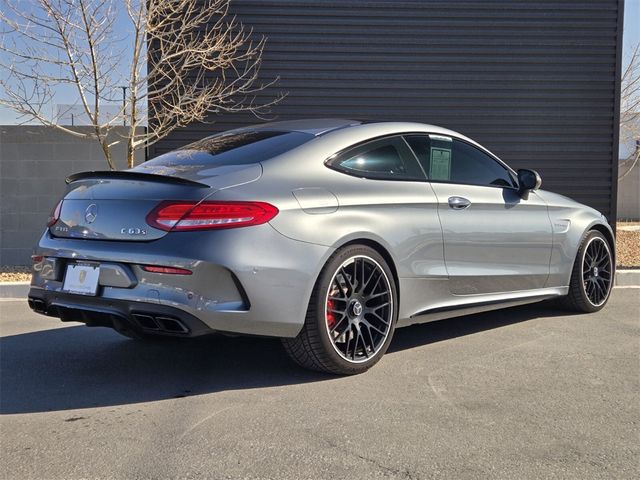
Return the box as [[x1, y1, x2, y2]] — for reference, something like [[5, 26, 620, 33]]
[[50, 164, 261, 241]]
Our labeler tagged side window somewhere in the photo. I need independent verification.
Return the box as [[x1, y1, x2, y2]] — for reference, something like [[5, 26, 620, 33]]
[[328, 136, 425, 181], [404, 135, 516, 188], [451, 140, 515, 188]]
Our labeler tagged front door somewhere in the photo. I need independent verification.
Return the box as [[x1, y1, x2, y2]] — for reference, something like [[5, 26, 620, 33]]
[[404, 135, 553, 295]]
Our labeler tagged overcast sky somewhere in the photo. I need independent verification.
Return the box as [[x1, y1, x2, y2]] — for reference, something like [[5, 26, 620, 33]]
[[1, 1, 639, 125]]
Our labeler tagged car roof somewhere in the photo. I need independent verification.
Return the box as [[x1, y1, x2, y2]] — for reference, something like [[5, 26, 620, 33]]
[[236, 118, 501, 164], [247, 118, 363, 136], [250, 119, 506, 171], [249, 118, 471, 142]]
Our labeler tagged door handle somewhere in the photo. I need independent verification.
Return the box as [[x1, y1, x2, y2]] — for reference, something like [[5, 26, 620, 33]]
[[448, 196, 471, 210]]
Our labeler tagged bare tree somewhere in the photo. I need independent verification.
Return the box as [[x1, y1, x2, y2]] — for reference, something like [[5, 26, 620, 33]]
[[619, 43, 640, 181], [0, 0, 280, 169]]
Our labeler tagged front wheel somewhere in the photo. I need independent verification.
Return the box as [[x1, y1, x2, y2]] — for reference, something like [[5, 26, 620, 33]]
[[282, 245, 398, 375], [562, 230, 614, 313]]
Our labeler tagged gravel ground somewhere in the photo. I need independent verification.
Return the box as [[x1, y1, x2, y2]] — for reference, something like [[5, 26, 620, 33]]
[[0, 266, 31, 283], [617, 222, 640, 267], [0, 223, 637, 283]]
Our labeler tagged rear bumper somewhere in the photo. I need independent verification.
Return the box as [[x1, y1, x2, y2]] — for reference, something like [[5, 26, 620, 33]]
[[30, 224, 333, 338], [28, 290, 212, 337]]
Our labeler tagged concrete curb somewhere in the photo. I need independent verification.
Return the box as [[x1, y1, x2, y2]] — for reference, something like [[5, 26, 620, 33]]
[[0, 282, 30, 299], [0, 270, 638, 300], [615, 269, 640, 287]]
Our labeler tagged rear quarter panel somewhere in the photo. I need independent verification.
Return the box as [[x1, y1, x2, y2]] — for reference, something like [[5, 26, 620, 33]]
[[216, 136, 446, 279], [209, 132, 447, 321]]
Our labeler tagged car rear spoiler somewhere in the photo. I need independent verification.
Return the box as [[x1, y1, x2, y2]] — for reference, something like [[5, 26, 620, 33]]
[[65, 170, 209, 188]]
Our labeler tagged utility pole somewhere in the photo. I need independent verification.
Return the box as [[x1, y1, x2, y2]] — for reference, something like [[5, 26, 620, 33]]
[[119, 86, 128, 126]]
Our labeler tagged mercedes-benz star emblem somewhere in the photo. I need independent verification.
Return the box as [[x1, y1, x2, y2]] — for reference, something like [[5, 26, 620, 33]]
[[85, 204, 98, 224], [352, 300, 363, 316]]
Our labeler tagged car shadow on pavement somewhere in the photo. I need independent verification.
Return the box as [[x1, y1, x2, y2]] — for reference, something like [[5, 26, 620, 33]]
[[1, 303, 570, 414], [388, 302, 569, 353]]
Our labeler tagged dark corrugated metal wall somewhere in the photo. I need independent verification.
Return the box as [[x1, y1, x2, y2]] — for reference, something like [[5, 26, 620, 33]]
[[150, 0, 623, 220]]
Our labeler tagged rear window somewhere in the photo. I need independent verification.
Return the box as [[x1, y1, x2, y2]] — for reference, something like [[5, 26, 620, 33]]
[[143, 131, 314, 167]]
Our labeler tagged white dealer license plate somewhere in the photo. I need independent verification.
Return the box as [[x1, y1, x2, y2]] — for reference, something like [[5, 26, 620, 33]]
[[62, 263, 100, 296]]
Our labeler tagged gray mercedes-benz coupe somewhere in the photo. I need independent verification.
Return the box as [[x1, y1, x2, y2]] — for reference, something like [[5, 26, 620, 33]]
[[28, 119, 615, 374]]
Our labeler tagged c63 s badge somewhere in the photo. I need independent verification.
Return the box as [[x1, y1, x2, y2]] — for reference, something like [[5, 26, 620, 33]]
[[121, 227, 147, 236]]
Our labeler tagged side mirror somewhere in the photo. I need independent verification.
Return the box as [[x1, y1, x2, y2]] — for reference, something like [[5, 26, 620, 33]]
[[517, 169, 542, 198]]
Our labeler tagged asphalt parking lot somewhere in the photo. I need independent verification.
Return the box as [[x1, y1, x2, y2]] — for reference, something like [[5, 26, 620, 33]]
[[0, 289, 638, 479]]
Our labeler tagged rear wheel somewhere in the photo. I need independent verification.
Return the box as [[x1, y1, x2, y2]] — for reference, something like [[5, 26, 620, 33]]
[[282, 245, 398, 375], [563, 230, 614, 313]]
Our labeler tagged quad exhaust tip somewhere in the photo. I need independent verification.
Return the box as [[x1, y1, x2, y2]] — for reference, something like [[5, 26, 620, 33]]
[[131, 313, 190, 334]]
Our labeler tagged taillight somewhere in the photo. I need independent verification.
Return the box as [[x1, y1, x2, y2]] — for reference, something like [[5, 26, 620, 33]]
[[141, 265, 192, 275], [146, 201, 279, 231], [47, 200, 63, 227]]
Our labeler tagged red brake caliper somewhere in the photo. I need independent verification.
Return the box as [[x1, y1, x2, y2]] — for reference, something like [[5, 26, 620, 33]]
[[326, 298, 336, 328]]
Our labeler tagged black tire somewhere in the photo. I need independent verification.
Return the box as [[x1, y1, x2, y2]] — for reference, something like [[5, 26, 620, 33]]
[[561, 230, 614, 313], [282, 244, 398, 375]]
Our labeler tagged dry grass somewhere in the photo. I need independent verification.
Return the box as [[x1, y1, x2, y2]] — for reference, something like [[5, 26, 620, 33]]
[[0, 224, 637, 283]]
